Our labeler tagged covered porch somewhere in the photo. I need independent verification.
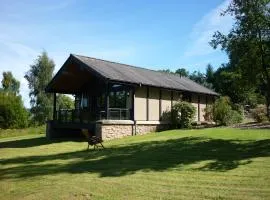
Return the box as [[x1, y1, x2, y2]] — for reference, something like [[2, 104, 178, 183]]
[[46, 55, 135, 129]]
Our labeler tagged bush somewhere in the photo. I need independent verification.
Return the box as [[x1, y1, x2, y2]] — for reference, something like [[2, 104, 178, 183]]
[[171, 101, 196, 128], [212, 96, 243, 125], [0, 91, 29, 129], [204, 105, 213, 122], [251, 104, 268, 122], [224, 110, 243, 125]]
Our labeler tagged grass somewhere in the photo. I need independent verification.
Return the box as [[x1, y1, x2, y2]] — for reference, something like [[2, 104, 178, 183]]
[[0, 126, 45, 139], [0, 128, 270, 200]]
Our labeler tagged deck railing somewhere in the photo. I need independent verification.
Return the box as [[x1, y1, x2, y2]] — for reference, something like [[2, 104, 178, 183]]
[[99, 108, 130, 120], [56, 108, 131, 123]]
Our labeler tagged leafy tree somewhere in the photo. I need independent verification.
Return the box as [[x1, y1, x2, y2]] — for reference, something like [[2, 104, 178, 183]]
[[212, 64, 265, 106], [0, 91, 29, 128], [211, 96, 243, 126], [1, 71, 20, 94], [175, 68, 189, 77], [205, 64, 214, 85], [189, 71, 205, 85], [24, 51, 55, 125], [158, 69, 173, 74], [210, 0, 270, 118], [188, 70, 213, 89], [57, 94, 74, 110]]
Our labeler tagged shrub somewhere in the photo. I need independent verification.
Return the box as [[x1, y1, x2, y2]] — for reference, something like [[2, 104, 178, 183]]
[[171, 101, 196, 128], [0, 91, 29, 129], [204, 105, 213, 122], [212, 97, 231, 125], [224, 110, 243, 125], [251, 104, 268, 122], [212, 96, 243, 125]]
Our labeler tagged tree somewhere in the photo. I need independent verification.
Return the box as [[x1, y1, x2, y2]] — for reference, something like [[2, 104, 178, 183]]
[[211, 64, 265, 106], [24, 51, 55, 125], [1, 71, 20, 94], [158, 69, 173, 74], [188, 70, 213, 89], [205, 64, 214, 84], [210, 0, 270, 118], [57, 94, 74, 110], [0, 91, 29, 128], [175, 68, 189, 77]]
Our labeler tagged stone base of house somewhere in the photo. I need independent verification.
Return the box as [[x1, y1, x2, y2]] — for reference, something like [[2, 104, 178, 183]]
[[46, 120, 171, 140], [96, 120, 171, 140]]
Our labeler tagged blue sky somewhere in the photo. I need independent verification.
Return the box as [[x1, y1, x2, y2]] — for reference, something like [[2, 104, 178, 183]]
[[0, 0, 233, 107]]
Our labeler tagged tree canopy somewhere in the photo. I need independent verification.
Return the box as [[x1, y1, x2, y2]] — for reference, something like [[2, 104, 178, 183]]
[[0, 73, 28, 129], [210, 0, 270, 118], [1, 71, 20, 94], [57, 94, 74, 110], [24, 51, 55, 125]]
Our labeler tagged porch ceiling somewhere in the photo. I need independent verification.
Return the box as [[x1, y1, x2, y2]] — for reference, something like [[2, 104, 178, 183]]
[[45, 56, 104, 94]]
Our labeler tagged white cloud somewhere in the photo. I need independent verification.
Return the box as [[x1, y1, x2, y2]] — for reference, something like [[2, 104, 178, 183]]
[[0, 41, 39, 108], [184, 0, 234, 57]]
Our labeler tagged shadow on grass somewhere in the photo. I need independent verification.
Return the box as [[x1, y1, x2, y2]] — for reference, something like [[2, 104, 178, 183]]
[[0, 137, 84, 148], [0, 136, 269, 179]]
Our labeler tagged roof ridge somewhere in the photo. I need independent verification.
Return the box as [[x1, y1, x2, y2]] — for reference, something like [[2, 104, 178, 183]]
[[71, 53, 183, 78]]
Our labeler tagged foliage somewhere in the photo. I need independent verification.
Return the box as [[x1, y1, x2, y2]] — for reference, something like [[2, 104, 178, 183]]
[[0, 91, 29, 129], [225, 110, 243, 125], [212, 96, 243, 125], [24, 51, 55, 125], [204, 105, 214, 122], [175, 68, 189, 77], [188, 71, 213, 89], [210, 0, 270, 118], [205, 64, 214, 85], [57, 94, 74, 110], [251, 104, 268, 122], [1, 71, 20, 94], [171, 101, 196, 128], [158, 69, 173, 74], [210, 64, 264, 106]]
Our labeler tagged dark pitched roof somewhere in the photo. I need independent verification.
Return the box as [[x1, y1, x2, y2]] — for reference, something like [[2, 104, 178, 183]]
[[71, 54, 218, 96]]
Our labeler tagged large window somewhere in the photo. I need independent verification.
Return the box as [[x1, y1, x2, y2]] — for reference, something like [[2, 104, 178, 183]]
[[109, 84, 130, 108], [109, 90, 128, 108]]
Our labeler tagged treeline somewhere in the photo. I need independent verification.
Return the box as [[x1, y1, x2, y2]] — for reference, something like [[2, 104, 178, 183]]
[[160, 62, 265, 107], [0, 52, 74, 129], [162, 0, 270, 120]]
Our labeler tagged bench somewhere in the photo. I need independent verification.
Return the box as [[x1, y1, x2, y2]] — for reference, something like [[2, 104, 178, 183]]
[[81, 129, 105, 150]]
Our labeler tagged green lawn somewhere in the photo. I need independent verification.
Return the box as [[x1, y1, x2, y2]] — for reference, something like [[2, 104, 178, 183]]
[[0, 126, 45, 139], [0, 128, 270, 200]]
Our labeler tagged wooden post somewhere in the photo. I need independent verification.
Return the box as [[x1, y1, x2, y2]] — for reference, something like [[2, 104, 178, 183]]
[[105, 83, 110, 119], [198, 95, 201, 122], [146, 86, 149, 121], [159, 89, 162, 120], [131, 87, 135, 120], [53, 93, 56, 120], [170, 90, 173, 121]]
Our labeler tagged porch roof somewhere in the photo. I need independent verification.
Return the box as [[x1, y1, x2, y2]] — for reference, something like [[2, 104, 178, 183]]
[[46, 54, 218, 96]]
